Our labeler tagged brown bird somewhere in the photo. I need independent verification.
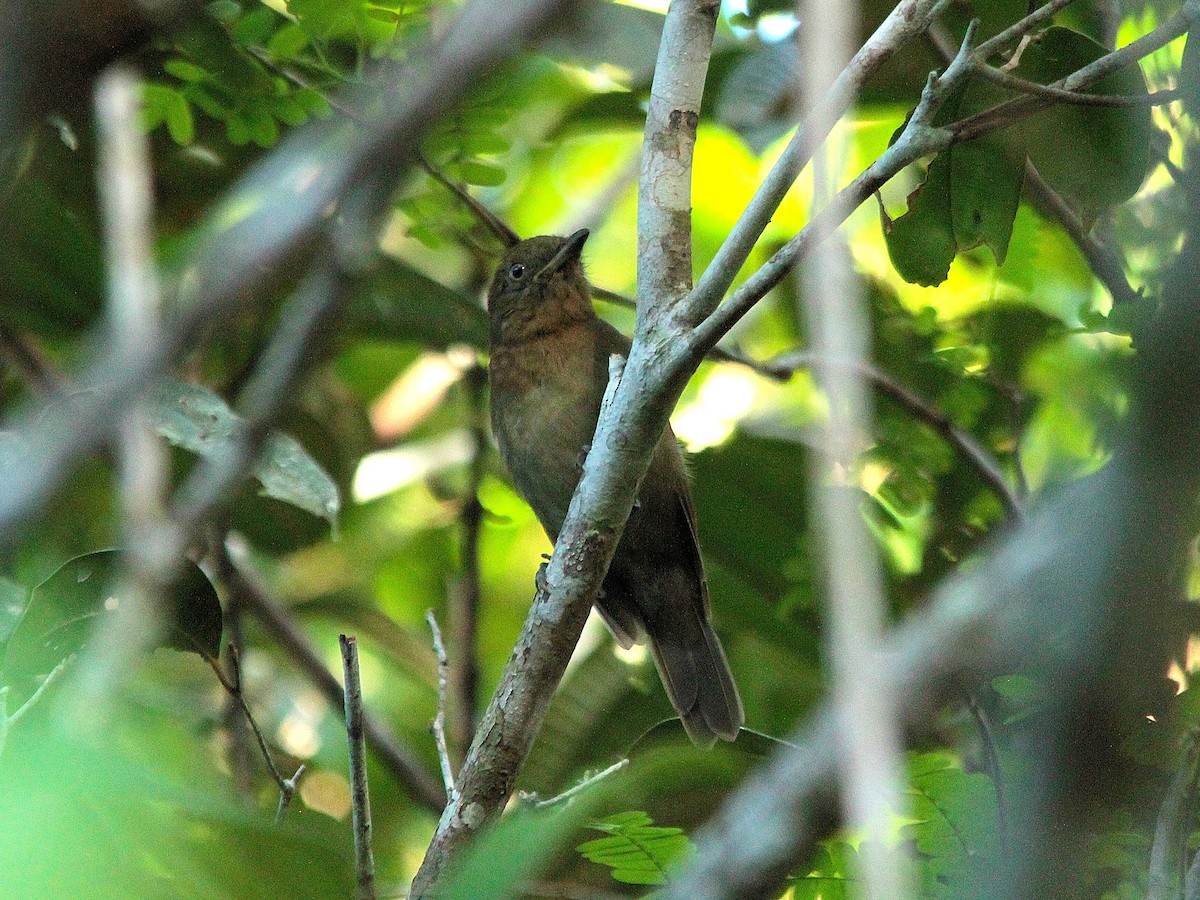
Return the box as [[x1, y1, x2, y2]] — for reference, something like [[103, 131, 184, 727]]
[[486, 228, 743, 746]]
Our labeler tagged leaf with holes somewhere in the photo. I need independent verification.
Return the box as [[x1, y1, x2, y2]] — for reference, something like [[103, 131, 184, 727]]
[[1, 551, 223, 697], [883, 79, 1025, 287], [148, 378, 340, 527], [576, 811, 693, 886]]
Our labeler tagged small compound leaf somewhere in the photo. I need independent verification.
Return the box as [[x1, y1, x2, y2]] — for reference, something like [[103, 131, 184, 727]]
[[1018, 27, 1153, 211], [148, 379, 340, 527], [577, 811, 693, 886], [2, 551, 223, 692]]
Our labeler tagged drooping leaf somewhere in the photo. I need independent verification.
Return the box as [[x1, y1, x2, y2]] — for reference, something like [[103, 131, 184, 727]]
[[883, 79, 1025, 287], [2, 550, 223, 691], [576, 810, 693, 886], [1017, 27, 1153, 212], [147, 378, 341, 526], [344, 257, 489, 350]]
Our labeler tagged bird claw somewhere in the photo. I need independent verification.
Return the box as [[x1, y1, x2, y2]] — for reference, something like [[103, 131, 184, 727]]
[[576, 443, 591, 469]]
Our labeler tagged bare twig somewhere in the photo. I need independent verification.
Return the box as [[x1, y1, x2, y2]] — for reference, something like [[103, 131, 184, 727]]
[[200, 643, 304, 822], [963, 688, 1009, 844], [0, 657, 71, 758], [340, 634, 376, 900], [954, 6, 1197, 144], [417, 154, 520, 247], [976, 64, 1181, 107], [425, 610, 457, 802], [72, 66, 172, 718], [0, 325, 59, 398], [521, 758, 629, 809], [1022, 162, 1142, 305], [926, 23, 1143, 308], [767, 351, 1023, 520], [448, 364, 487, 757], [220, 541, 447, 814], [686, 0, 946, 328]]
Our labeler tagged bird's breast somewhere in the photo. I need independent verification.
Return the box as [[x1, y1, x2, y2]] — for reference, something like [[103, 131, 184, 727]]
[[489, 327, 606, 538]]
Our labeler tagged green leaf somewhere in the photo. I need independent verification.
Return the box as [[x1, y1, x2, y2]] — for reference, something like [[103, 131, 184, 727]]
[[577, 811, 693, 886], [2, 551, 223, 690], [1017, 27, 1153, 212], [164, 93, 196, 145], [344, 258, 489, 350], [883, 152, 958, 287], [791, 840, 859, 898], [163, 58, 209, 83], [232, 6, 276, 46], [205, 0, 242, 23], [883, 80, 1025, 287], [147, 378, 341, 526], [452, 160, 506, 187], [267, 22, 311, 58], [904, 751, 1002, 896]]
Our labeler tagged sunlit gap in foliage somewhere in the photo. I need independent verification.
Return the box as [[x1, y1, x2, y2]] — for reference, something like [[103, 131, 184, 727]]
[[672, 365, 760, 452]]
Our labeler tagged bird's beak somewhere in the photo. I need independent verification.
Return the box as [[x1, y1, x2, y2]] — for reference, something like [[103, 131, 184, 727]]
[[535, 228, 589, 281]]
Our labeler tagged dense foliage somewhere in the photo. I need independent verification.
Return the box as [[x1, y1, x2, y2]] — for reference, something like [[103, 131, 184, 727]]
[[0, 0, 1196, 897]]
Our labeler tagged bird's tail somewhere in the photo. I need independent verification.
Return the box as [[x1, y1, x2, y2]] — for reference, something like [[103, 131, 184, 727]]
[[648, 615, 744, 747]]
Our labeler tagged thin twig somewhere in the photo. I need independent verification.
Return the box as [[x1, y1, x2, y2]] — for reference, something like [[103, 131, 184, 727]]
[[925, 22, 1143, 308], [199, 642, 304, 821], [0, 657, 72, 758], [976, 64, 1181, 107], [73, 65, 173, 721], [686, 0, 947, 328], [522, 758, 629, 809], [953, 7, 1197, 144], [0, 325, 59, 398], [1022, 161, 1142, 305], [767, 351, 1023, 520], [448, 364, 487, 758], [963, 688, 1009, 845], [219, 542, 446, 813], [425, 610, 457, 802], [340, 634, 376, 900]]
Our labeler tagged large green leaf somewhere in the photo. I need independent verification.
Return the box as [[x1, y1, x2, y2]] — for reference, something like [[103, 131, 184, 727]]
[[344, 257, 488, 350], [1017, 27, 1153, 212], [1, 550, 223, 691], [884, 80, 1026, 287], [148, 378, 341, 526]]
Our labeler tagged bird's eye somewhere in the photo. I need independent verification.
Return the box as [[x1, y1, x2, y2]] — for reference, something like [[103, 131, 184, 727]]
[[508, 263, 526, 280]]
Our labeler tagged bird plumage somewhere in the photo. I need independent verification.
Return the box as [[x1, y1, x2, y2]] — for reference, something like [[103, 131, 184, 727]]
[[486, 230, 744, 745]]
